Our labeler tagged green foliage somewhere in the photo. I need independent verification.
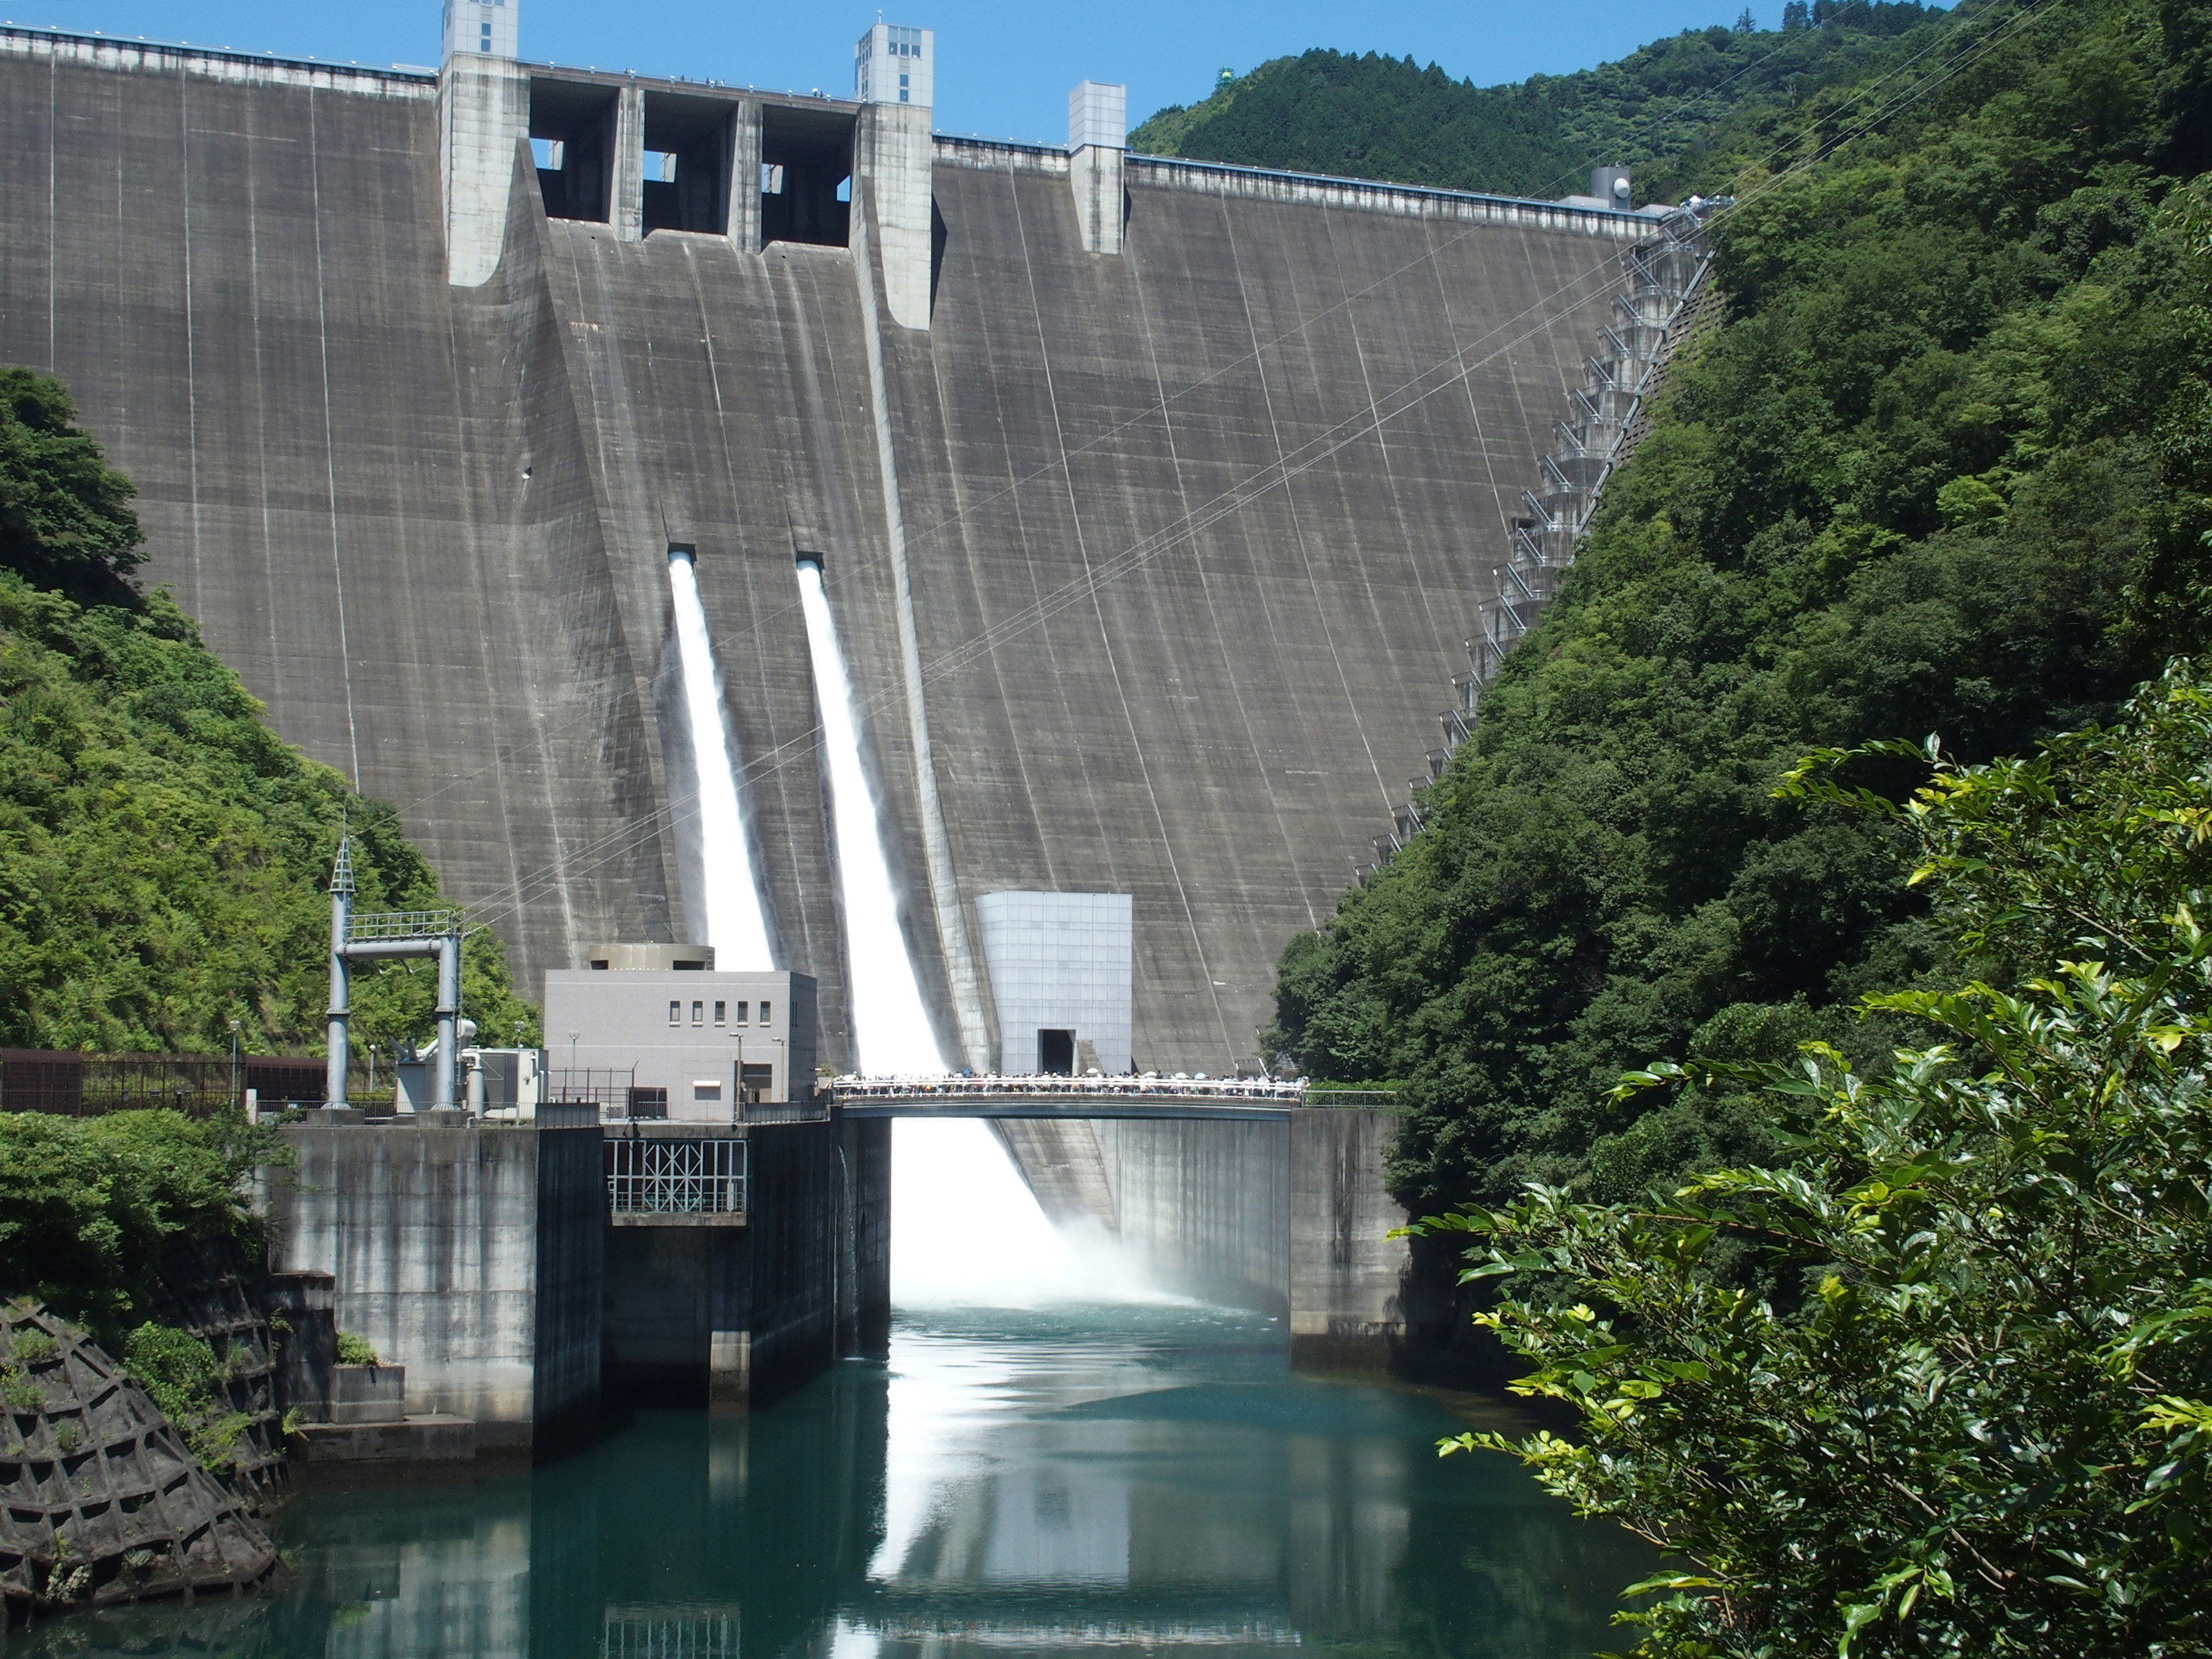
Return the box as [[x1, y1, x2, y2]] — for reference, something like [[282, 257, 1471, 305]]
[[0, 1109, 276, 1335], [334, 1331, 379, 1367], [1267, 0, 2212, 1218], [1130, 7, 1942, 201], [121, 1322, 215, 1429], [122, 1320, 252, 1467], [1, 1363, 40, 1412], [0, 388, 538, 1055], [1432, 666, 2212, 1656], [0, 368, 143, 600]]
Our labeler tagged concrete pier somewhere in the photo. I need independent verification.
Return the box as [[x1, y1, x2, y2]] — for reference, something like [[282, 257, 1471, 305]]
[[1286, 1107, 1452, 1369], [1067, 81, 1126, 256], [268, 1117, 606, 1451], [601, 1116, 890, 1406]]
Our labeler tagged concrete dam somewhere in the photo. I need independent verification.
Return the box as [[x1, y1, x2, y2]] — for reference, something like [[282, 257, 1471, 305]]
[[0, 12, 1695, 1081]]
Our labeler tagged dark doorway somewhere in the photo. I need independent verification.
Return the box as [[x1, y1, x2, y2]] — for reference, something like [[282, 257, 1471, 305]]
[[1038, 1030, 1075, 1076], [760, 104, 854, 247], [740, 1063, 775, 1107], [643, 91, 736, 235], [530, 79, 618, 223]]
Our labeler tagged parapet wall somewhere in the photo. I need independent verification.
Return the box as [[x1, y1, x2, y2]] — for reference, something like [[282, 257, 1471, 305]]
[[0, 31, 1658, 1074]]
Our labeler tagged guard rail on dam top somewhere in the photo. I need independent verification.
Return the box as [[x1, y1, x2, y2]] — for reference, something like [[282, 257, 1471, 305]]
[[827, 1074, 1311, 1121]]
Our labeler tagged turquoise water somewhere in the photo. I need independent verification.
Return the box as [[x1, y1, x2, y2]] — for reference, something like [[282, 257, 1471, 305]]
[[20, 1304, 1649, 1658]]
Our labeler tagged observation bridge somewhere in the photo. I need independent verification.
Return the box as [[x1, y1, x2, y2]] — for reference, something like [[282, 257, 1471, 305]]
[[824, 1074, 1309, 1122]]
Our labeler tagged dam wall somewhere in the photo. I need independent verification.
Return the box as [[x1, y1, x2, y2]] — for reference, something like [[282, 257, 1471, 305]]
[[0, 21, 1660, 1080], [1090, 1118, 1291, 1313]]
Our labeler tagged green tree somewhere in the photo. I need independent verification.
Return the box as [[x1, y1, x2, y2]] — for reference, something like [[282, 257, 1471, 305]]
[[0, 368, 144, 599], [1130, 8, 1942, 203], [0, 368, 539, 1056], [0, 1109, 279, 1338], [1266, 1, 2212, 1220], [1430, 666, 2212, 1656]]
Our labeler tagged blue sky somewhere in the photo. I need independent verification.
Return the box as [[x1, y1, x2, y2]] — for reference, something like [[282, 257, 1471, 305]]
[[12, 3, 1781, 145]]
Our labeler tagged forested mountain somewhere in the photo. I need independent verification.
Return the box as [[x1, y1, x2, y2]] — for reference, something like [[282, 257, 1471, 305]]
[[1264, 0, 2212, 1215], [1130, 3, 1944, 204], [0, 371, 536, 1055]]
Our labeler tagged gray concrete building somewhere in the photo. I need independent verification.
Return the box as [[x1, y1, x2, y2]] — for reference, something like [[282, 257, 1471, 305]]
[[975, 891, 1132, 1075], [544, 956, 816, 1120]]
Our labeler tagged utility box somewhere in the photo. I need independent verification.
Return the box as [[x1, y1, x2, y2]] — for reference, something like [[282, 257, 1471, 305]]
[[469, 1047, 547, 1119]]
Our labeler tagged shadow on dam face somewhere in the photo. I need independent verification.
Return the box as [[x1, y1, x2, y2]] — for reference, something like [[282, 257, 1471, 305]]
[[532, 78, 617, 224], [643, 90, 738, 237], [760, 102, 852, 247]]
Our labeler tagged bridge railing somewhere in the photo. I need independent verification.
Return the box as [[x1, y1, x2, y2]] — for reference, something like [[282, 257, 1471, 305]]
[[825, 1074, 1310, 1105]]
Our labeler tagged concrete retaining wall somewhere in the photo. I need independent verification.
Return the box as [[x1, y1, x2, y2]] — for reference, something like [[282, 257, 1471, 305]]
[[1091, 1118, 1290, 1314], [1287, 1108, 1452, 1369], [269, 1123, 603, 1450], [1009, 1106, 1449, 1371]]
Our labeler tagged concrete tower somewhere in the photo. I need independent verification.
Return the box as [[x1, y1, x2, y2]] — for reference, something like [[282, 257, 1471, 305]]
[[440, 0, 527, 285], [853, 22, 935, 328], [854, 22, 932, 106], [1068, 80, 1127, 256], [443, 0, 518, 59]]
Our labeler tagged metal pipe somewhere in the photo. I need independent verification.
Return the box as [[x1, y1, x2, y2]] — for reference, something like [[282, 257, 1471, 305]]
[[326, 874, 352, 1109], [435, 934, 461, 1110]]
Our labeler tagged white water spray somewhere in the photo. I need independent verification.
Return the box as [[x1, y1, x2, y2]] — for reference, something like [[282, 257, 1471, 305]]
[[796, 559, 944, 1076], [890, 1116, 1172, 1306], [795, 560, 1168, 1306], [667, 551, 773, 968]]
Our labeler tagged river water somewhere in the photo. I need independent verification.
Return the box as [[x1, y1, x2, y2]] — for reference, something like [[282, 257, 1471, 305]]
[[20, 1302, 1647, 1659]]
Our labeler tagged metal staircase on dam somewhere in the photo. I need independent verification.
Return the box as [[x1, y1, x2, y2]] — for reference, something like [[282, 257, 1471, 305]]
[[1365, 205, 1718, 880]]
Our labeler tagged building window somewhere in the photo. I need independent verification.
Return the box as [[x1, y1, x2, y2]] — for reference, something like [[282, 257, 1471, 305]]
[[899, 90, 908, 102], [733, 1000, 749, 1024], [693, 1080, 722, 1102], [760, 1001, 771, 1024], [691, 1000, 704, 1026], [714, 1001, 727, 1025], [668, 1001, 681, 1026]]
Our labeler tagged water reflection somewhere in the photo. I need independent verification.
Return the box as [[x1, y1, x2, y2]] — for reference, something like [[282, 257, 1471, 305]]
[[15, 1305, 1648, 1659]]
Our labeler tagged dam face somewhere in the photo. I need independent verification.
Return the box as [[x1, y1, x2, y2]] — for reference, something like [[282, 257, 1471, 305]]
[[0, 21, 1658, 1075]]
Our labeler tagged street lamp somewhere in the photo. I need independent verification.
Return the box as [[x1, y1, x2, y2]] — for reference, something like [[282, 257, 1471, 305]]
[[229, 1019, 241, 1111]]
